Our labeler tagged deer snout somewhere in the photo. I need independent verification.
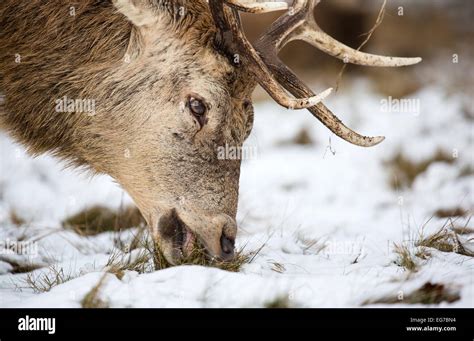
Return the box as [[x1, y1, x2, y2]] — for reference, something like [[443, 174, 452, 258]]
[[186, 212, 237, 262], [155, 207, 237, 264]]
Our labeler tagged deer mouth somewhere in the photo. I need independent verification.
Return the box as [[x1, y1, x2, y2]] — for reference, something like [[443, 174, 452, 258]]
[[174, 221, 197, 258], [157, 208, 198, 260]]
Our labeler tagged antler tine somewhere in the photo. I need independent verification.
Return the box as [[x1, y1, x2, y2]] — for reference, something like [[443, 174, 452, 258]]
[[270, 59, 385, 147], [209, 0, 333, 109], [223, 0, 290, 13], [258, 0, 422, 67]]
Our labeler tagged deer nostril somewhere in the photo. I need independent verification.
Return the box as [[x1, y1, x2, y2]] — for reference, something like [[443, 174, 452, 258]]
[[220, 235, 235, 255]]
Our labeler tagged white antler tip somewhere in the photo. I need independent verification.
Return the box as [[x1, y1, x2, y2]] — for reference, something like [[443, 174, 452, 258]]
[[308, 87, 333, 106], [226, 1, 289, 13], [254, 1, 289, 11], [370, 136, 385, 146], [398, 57, 422, 66]]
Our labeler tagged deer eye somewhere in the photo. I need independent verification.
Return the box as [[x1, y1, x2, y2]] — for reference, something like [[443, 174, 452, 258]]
[[187, 95, 208, 129], [189, 97, 207, 116]]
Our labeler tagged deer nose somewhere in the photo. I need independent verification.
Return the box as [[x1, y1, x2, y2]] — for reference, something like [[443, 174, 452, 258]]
[[220, 235, 235, 261]]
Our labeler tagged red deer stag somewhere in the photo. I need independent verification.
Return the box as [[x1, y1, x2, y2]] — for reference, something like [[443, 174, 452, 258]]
[[0, 0, 421, 264]]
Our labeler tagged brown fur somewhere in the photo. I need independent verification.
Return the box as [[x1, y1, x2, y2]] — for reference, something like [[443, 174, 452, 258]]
[[0, 0, 256, 263]]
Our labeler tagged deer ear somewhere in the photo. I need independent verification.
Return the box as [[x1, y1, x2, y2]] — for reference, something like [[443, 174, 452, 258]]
[[112, 0, 158, 27]]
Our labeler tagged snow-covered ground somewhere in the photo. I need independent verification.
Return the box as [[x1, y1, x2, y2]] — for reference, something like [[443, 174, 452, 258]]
[[0, 81, 472, 307]]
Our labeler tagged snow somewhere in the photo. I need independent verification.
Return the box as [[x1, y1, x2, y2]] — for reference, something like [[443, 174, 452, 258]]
[[0, 82, 472, 307]]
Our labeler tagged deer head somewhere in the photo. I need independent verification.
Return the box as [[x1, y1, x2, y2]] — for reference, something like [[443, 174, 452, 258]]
[[0, 0, 421, 265]]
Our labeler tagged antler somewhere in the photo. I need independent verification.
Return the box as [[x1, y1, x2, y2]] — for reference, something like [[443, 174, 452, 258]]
[[211, 0, 333, 109], [222, 0, 290, 13], [209, 0, 422, 147]]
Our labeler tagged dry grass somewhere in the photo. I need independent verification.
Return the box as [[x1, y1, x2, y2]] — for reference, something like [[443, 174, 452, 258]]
[[113, 227, 146, 254], [81, 275, 108, 308], [414, 247, 431, 260], [270, 262, 286, 274], [393, 243, 418, 272], [23, 266, 75, 293], [364, 282, 460, 305], [449, 216, 473, 235], [151, 242, 257, 272], [386, 150, 455, 189], [416, 229, 454, 252], [141, 230, 262, 272], [393, 216, 473, 272], [105, 231, 260, 277], [62, 205, 145, 236], [416, 227, 473, 257], [300, 237, 328, 255], [105, 249, 153, 279]]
